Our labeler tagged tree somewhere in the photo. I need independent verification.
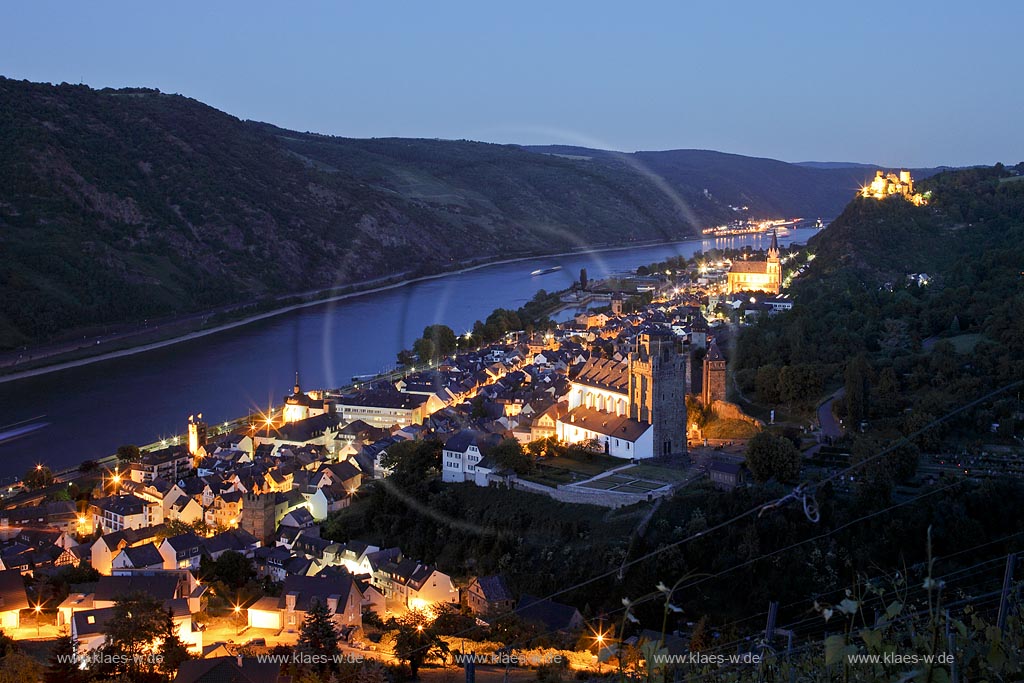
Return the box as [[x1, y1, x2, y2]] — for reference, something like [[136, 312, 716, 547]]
[[0, 630, 17, 658], [778, 364, 822, 406], [0, 653, 42, 683], [851, 436, 919, 485], [844, 353, 872, 425], [380, 439, 443, 485], [430, 603, 477, 636], [412, 325, 457, 363], [872, 366, 900, 416], [116, 444, 141, 463], [99, 592, 188, 681], [411, 337, 436, 365], [744, 431, 801, 483], [159, 612, 192, 677], [755, 364, 781, 404], [902, 410, 942, 452], [389, 611, 448, 679], [297, 598, 341, 672], [579, 267, 588, 290], [24, 465, 54, 489], [200, 550, 255, 590], [688, 616, 710, 652], [685, 394, 709, 428], [489, 439, 532, 475], [161, 518, 209, 539]]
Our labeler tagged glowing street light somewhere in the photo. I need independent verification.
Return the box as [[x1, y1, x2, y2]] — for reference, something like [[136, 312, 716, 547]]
[[233, 604, 242, 635], [592, 629, 609, 673], [35, 603, 43, 636]]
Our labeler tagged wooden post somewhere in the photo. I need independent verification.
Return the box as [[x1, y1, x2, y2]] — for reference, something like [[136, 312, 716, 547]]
[[997, 554, 1016, 634], [945, 609, 957, 683], [758, 602, 778, 683]]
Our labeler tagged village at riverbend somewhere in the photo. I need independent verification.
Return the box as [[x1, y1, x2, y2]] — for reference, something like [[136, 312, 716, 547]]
[[9, 166, 1022, 683], [0, 230, 814, 681]]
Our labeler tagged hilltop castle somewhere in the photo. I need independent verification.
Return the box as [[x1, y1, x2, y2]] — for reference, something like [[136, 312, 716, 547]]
[[726, 230, 781, 295], [860, 170, 928, 205]]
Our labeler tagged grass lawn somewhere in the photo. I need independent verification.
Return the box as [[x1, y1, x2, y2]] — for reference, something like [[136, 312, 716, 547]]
[[536, 451, 624, 477], [623, 480, 665, 492], [615, 484, 652, 494], [578, 479, 619, 490], [703, 418, 760, 439], [520, 465, 576, 488], [623, 463, 693, 483]]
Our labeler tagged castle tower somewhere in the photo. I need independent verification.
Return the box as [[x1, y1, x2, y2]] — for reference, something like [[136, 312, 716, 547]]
[[293, 371, 301, 396], [187, 414, 207, 456], [702, 339, 727, 407], [766, 230, 781, 294], [628, 332, 688, 460], [610, 295, 623, 317], [241, 492, 276, 547]]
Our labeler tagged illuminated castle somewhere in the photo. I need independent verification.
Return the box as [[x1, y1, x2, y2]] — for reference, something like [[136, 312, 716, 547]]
[[860, 170, 928, 206]]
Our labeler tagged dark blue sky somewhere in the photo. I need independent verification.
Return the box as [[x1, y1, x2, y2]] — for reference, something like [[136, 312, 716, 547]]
[[2, 1, 1020, 167]]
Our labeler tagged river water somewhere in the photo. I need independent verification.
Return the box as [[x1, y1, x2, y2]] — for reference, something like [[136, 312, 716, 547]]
[[0, 229, 817, 478]]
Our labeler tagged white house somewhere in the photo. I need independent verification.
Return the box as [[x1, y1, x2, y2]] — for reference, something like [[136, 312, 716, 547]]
[[89, 494, 161, 534], [441, 431, 501, 483], [159, 533, 208, 571], [0, 569, 28, 629], [372, 558, 458, 612], [246, 573, 362, 637]]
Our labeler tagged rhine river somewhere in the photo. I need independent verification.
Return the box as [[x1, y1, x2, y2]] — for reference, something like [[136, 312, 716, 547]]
[[0, 228, 818, 478]]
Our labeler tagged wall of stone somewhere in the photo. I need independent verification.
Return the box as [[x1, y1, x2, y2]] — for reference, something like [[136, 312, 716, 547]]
[[710, 400, 764, 428]]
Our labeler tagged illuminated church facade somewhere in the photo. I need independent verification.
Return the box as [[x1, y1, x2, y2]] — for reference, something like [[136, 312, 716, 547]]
[[726, 230, 781, 295]]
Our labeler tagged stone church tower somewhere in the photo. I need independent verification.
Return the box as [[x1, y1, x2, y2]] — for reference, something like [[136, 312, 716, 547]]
[[241, 492, 277, 547], [766, 229, 781, 292], [702, 338, 727, 406], [628, 331, 688, 460]]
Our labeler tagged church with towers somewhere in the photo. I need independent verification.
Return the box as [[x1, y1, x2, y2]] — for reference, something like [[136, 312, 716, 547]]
[[726, 230, 781, 295], [557, 331, 688, 461]]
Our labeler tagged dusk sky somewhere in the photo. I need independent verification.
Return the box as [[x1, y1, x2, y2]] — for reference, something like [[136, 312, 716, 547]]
[[2, 1, 1020, 167]]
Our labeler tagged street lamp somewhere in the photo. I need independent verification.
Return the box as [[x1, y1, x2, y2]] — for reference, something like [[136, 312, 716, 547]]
[[234, 604, 242, 636], [35, 603, 42, 637]]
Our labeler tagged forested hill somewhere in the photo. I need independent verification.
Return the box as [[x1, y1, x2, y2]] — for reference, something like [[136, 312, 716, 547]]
[[806, 164, 1024, 282], [735, 164, 1024, 436], [3, 78, 886, 347], [525, 145, 944, 219]]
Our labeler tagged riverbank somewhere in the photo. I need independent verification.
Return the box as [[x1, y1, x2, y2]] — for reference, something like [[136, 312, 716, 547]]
[[0, 234, 708, 386]]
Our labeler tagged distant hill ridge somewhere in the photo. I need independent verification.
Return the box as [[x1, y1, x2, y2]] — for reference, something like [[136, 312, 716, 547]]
[[0, 77, 927, 347]]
